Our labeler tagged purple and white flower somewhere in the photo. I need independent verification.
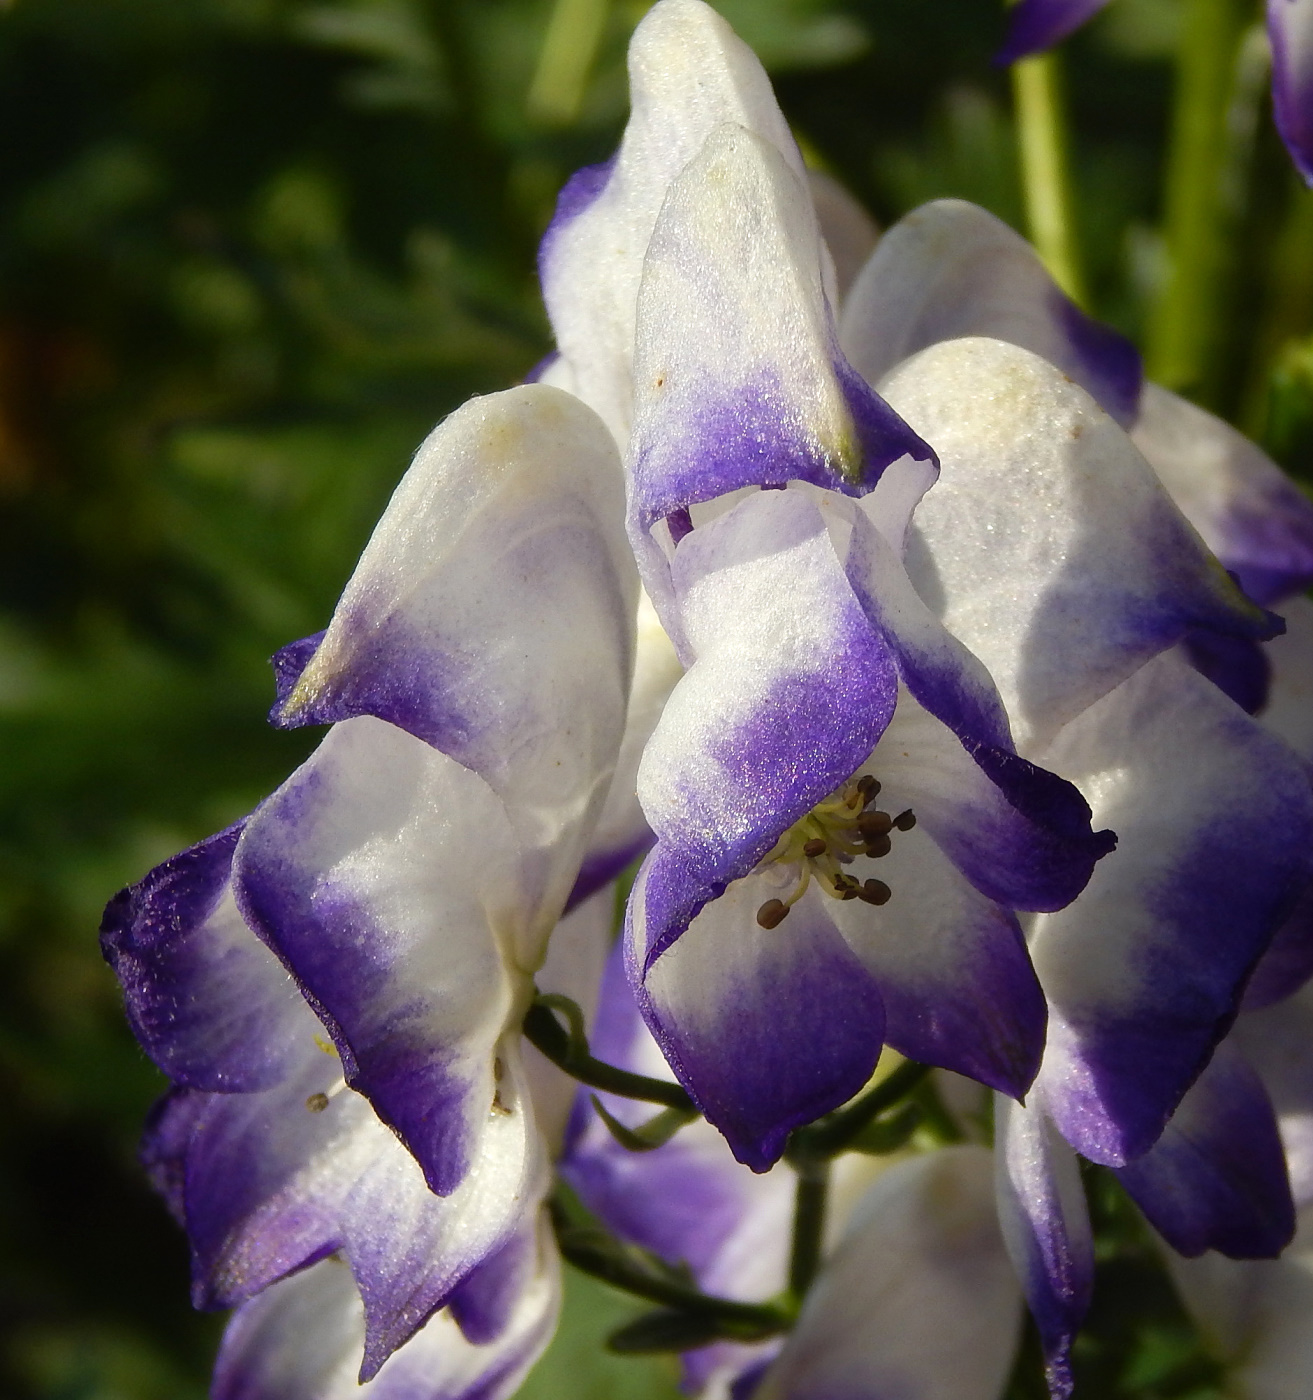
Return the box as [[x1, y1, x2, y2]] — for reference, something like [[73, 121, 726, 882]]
[[102, 384, 637, 1395]]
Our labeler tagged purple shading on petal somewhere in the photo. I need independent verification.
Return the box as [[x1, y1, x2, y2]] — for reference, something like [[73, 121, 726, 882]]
[[564, 829, 653, 915], [536, 157, 616, 282], [996, 0, 1112, 65], [1268, 0, 1313, 186], [1220, 483, 1313, 605], [1053, 293, 1144, 428], [140, 1088, 205, 1224], [100, 824, 307, 1093], [522, 353, 558, 384], [270, 632, 326, 717], [631, 364, 935, 546], [631, 878, 886, 1172], [1184, 630, 1272, 715], [448, 1226, 535, 1346], [1116, 1045, 1295, 1259], [1243, 881, 1313, 1010]]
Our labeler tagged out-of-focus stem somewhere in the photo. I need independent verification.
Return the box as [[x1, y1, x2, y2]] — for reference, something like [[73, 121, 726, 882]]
[[527, 0, 611, 125], [1011, 50, 1089, 307], [788, 1159, 830, 1301], [1143, 0, 1247, 394]]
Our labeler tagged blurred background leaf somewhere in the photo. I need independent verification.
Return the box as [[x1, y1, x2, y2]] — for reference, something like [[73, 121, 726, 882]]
[[1, 0, 1311, 1396]]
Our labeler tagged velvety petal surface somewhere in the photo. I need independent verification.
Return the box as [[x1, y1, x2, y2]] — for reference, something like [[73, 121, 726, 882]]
[[236, 716, 527, 1196], [634, 487, 898, 964], [627, 124, 931, 609], [842, 199, 1142, 425], [211, 1223, 559, 1400], [1270, 0, 1313, 185], [995, 1093, 1093, 1399], [100, 824, 307, 1092], [754, 1147, 1022, 1400], [1030, 653, 1313, 1165], [1131, 382, 1313, 605], [996, 0, 1112, 63], [882, 337, 1277, 749], [1116, 1043, 1295, 1259], [539, 0, 810, 439], [629, 868, 886, 1171], [824, 797, 1046, 1099], [269, 384, 635, 924]]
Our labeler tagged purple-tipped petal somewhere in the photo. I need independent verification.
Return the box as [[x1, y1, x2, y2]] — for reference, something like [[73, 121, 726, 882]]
[[629, 863, 885, 1171], [1032, 654, 1313, 1166], [540, 0, 810, 439], [996, 0, 1112, 64], [1243, 880, 1313, 1011], [1269, 0, 1313, 185], [1116, 1043, 1295, 1259], [235, 718, 525, 1197], [995, 1094, 1093, 1400], [628, 124, 933, 637], [842, 199, 1142, 426], [1183, 631, 1272, 715], [1234, 989, 1313, 1208], [634, 489, 898, 965], [1132, 383, 1313, 605], [755, 1147, 1021, 1400], [825, 807, 1046, 1099], [883, 338, 1278, 749], [269, 386, 635, 923], [212, 1224, 559, 1400], [100, 824, 309, 1093]]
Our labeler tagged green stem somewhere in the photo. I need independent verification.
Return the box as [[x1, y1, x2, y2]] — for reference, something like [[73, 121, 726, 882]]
[[1143, 0, 1246, 394], [522, 997, 696, 1111], [527, 0, 611, 125], [788, 1160, 830, 1300], [1011, 51, 1088, 306], [788, 1059, 932, 1162], [550, 1197, 790, 1339]]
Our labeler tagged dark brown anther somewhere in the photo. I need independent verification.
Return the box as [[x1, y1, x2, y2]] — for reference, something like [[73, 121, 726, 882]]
[[857, 811, 893, 839], [864, 833, 892, 858], [803, 838, 828, 858], [893, 810, 917, 832], [305, 1093, 330, 1113], [492, 1091, 513, 1116], [757, 899, 789, 929], [858, 879, 892, 906], [493, 1057, 505, 1082], [856, 775, 880, 803]]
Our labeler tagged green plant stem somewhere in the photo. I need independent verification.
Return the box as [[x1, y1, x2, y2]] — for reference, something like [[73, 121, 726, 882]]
[[1143, 0, 1247, 394], [522, 997, 696, 1111], [788, 1160, 830, 1300], [788, 1058, 932, 1162], [1011, 50, 1088, 306], [550, 1197, 791, 1340], [527, 0, 611, 125]]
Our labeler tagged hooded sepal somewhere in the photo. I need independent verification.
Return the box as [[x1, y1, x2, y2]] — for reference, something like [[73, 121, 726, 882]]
[[842, 198, 1142, 425], [1031, 653, 1313, 1166], [882, 337, 1280, 749]]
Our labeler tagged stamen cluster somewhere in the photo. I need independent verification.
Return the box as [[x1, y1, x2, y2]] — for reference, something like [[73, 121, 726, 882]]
[[755, 774, 916, 929]]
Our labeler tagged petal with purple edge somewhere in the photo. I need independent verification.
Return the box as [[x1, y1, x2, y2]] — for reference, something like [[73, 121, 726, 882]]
[[882, 337, 1278, 749], [994, 1093, 1093, 1400], [825, 810, 1046, 1099], [1269, 0, 1313, 186], [842, 199, 1142, 425], [211, 1222, 559, 1400], [100, 824, 309, 1094], [629, 865, 886, 1172], [235, 717, 524, 1197], [995, 0, 1113, 65], [634, 488, 898, 962], [754, 1147, 1021, 1400], [1115, 1042, 1294, 1259], [539, 0, 810, 440], [1233, 988, 1313, 1208], [1031, 653, 1313, 1166], [1242, 880, 1313, 1012], [1132, 383, 1313, 606], [270, 384, 635, 921], [627, 123, 932, 631]]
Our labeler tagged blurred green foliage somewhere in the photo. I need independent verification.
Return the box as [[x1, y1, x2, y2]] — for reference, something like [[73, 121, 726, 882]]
[[1, 0, 1312, 1396]]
